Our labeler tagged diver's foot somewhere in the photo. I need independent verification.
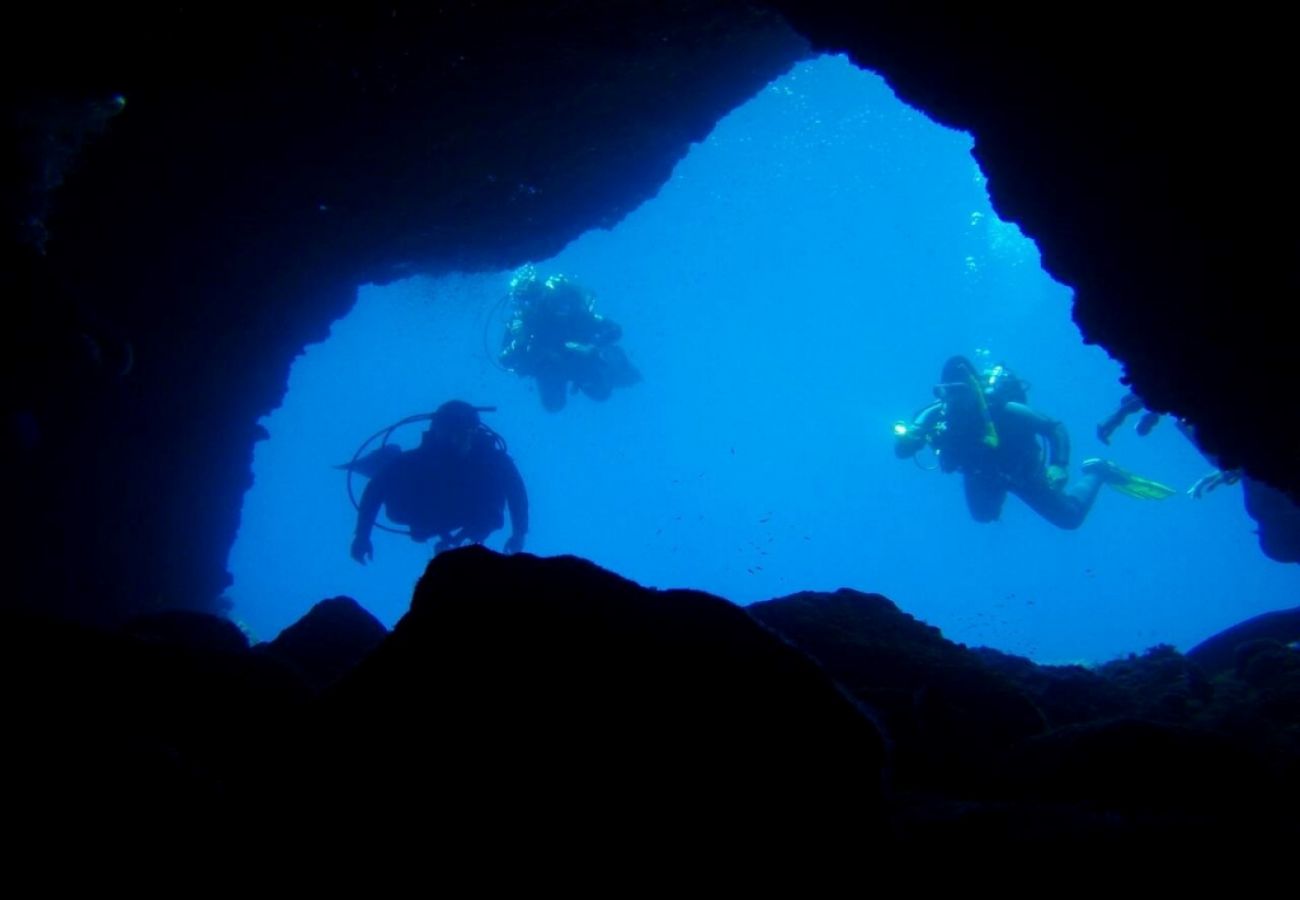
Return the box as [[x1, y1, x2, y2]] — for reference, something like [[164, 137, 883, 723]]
[[1081, 457, 1123, 482]]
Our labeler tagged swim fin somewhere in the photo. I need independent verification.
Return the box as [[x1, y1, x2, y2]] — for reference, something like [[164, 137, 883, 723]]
[[1082, 458, 1177, 500]]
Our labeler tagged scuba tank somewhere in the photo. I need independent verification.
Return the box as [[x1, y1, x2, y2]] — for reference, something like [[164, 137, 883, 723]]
[[934, 358, 1000, 450]]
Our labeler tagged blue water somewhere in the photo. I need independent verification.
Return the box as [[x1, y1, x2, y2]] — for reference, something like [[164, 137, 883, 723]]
[[229, 55, 1297, 664]]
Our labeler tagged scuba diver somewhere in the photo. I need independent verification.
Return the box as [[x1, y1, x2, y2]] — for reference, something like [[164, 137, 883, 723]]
[[894, 356, 1174, 529], [1097, 390, 1300, 562], [341, 400, 528, 563], [498, 265, 641, 412]]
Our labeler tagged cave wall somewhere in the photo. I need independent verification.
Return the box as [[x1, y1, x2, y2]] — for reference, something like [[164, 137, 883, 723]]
[[2, 3, 808, 622], [2, 3, 1294, 623]]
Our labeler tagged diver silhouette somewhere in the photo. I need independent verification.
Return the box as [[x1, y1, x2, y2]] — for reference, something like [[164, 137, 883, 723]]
[[498, 265, 641, 412], [343, 400, 528, 562]]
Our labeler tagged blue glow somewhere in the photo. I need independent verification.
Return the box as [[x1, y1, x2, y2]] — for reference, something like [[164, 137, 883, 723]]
[[229, 55, 1297, 664]]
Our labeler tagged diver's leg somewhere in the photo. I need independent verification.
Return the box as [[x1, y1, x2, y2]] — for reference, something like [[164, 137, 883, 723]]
[[566, 349, 611, 402], [433, 532, 456, 555], [1013, 471, 1105, 530], [1097, 391, 1145, 444], [578, 369, 613, 401], [964, 474, 1007, 523], [537, 374, 567, 412], [601, 345, 641, 387]]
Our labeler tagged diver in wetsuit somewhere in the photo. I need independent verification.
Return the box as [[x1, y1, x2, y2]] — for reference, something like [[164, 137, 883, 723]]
[[894, 357, 1172, 529], [348, 400, 528, 562]]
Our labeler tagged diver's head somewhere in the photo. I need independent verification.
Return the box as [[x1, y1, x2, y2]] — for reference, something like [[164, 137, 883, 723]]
[[934, 356, 979, 407], [981, 362, 1028, 405], [936, 355, 1026, 409], [932, 355, 990, 428], [548, 278, 589, 316], [509, 264, 545, 306], [427, 400, 490, 456], [941, 355, 978, 385]]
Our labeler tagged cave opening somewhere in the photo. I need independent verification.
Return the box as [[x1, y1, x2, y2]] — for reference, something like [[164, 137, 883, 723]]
[[229, 54, 1296, 663]]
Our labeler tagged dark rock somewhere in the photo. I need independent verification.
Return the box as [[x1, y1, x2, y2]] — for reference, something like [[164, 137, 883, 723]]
[[749, 589, 1046, 792], [1234, 639, 1300, 686], [260, 595, 388, 692], [303, 547, 888, 847], [971, 646, 1138, 728], [1003, 718, 1270, 822], [1186, 605, 1300, 677], [1, 608, 311, 850], [124, 609, 250, 656], [1243, 476, 1300, 563], [1095, 644, 1214, 724]]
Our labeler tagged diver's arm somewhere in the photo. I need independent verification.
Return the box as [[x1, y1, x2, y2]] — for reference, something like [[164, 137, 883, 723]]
[[895, 401, 943, 458], [591, 316, 622, 344], [1116, 391, 1145, 419], [1004, 402, 1069, 466], [916, 401, 945, 428], [356, 470, 388, 535], [351, 471, 387, 562], [502, 456, 529, 550]]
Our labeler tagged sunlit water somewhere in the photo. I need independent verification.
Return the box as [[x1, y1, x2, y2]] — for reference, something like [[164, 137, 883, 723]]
[[230, 55, 1297, 664]]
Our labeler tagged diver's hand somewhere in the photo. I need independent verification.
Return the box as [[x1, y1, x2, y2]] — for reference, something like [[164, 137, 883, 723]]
[[1188, 469, 1234, 499], [1046, 464, 1069, 490], [351, 534, 373, 564], [504, 533, 525, 555], [893, 426, 925, 459]]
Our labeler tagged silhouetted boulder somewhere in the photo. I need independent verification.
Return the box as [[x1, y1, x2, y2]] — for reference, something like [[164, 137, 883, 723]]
[[1187, 604, 1300, 678], [1001, 718, 1271, 827], [1243, 476, 1300, 563], [124, 608, 250, 656], [260, 595, 387, 692], [1, 608, 310, 858], [970, 646, 1137, 727], [749, 589, 1046, 793], [304, 547, 888, 849], [1094, 644, 1214, 723]]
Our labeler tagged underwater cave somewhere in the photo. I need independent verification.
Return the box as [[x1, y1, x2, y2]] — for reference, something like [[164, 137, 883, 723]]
[[5, 2, 1299, 860]]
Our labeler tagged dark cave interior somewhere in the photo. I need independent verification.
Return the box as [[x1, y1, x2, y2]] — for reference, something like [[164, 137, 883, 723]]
[[3, 2, 1297, 858]]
